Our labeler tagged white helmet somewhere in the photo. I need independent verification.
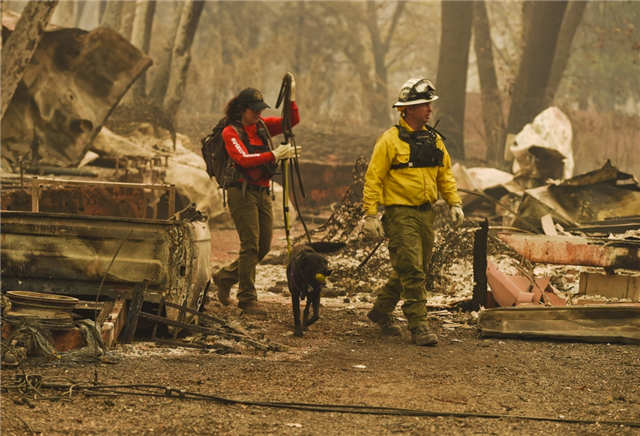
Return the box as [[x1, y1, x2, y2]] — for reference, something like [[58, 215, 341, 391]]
[[392, 78, 439, 108]]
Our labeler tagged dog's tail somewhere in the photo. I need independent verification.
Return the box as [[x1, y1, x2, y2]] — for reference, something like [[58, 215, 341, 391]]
[[308, 241, 346, 254]]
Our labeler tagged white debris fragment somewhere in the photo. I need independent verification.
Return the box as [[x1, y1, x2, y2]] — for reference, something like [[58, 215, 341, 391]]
[[511, 106, 574, 179], [286, 423, 303, 428]]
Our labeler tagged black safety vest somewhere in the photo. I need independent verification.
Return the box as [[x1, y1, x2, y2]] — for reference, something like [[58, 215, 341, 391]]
[[390, 124, 444, 170]]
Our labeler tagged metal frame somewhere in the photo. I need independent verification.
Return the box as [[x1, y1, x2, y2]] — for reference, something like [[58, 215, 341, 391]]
[[24, 176, 176, 218]]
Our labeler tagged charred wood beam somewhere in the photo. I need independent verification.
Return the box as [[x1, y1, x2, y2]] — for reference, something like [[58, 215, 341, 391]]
[[139, 312, 281, 352], [479, 305, 640, 344], [472, 218, 489, 310]]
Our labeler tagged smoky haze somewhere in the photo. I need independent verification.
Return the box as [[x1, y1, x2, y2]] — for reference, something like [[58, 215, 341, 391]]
[[3, 0, 639, 175]]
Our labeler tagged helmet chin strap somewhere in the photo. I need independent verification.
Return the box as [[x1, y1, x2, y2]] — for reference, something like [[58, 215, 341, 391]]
[[401, 107, 428, 131]]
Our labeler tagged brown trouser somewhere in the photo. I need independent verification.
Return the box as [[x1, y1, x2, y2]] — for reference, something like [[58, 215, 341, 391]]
[[372, 205, 435, 331], [215, 185, 272, 303]]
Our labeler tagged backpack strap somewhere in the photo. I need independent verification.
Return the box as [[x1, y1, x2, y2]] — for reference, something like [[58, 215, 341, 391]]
[[227, 120, 277, 186], [257, 118, 274, 151]]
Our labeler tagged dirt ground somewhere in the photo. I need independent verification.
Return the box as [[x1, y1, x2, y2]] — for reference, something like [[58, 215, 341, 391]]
[[2, 295, 639, 435], [2, 222, 640, 436]]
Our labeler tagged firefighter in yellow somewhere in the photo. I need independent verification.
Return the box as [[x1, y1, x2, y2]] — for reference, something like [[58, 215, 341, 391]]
[[362, 78, 464, 346]]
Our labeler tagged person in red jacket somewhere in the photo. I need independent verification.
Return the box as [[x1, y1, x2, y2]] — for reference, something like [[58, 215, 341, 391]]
[[213, 77, 300, 315]]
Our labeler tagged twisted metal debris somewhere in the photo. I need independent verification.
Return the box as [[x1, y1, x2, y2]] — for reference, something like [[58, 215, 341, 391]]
[[285, 158, 536, 299]]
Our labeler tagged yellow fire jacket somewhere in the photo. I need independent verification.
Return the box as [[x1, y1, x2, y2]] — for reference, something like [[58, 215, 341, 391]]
[[363, 118, 462, 216]]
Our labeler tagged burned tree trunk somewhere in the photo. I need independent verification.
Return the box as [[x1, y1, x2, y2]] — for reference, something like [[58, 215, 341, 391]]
[[149, 2, 182, 105], [544, 1, 587, 107], [162, 0, 205, 122], [473, 0, 505, 167], [129, 0, 156, 100], [1, 0, 58, 121], [506, 1, 567, 136], [74, 1, 86, 28], [365, 1, 406, 128], [119, 1, 136, 40], [100, 0, 123, 31], [51, 0, 74, 27], [436, 0, 473, 161]]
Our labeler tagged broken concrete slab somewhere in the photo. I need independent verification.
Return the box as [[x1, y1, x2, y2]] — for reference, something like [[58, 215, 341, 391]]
[[1, 12, 152, 172], [164, 144, 224, 222], [452, 163, 516, 210], [91, 126, 157, 160], [478, 304, 640, 344]]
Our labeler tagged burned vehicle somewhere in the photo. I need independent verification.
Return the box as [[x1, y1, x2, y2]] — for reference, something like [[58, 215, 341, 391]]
[[1, 177, 211, 348]]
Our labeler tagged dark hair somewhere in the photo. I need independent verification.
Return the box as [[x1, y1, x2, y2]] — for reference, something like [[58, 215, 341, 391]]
[[224, 96, 245, 122], [224, 88, 269, 122]]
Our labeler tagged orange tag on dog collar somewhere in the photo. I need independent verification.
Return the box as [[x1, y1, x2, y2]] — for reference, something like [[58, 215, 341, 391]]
[[315, 273, 326, 283]]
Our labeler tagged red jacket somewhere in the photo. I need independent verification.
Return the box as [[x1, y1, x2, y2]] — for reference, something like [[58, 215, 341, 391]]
[[223, 101, 300, 187]]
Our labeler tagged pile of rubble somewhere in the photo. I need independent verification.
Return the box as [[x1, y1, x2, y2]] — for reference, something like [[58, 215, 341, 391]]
[[258, 107, 640, 344]]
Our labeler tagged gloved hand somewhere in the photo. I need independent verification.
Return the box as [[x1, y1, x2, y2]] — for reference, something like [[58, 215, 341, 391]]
[[362, 215, 384, 240], [272, 143, 295, 162], [449, 205, 464, 228], [292, 145, 301, 159], [285, 72, 296, 101]]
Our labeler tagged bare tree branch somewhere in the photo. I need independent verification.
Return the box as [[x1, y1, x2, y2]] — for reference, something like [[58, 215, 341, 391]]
[[382, 1, 406, 53]]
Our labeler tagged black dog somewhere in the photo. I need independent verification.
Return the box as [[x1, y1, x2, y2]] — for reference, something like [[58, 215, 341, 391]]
[[286, 242, 344, 337]]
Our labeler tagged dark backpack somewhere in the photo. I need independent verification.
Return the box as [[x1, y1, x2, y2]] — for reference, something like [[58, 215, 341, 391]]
[[201, 118, 275, 189], [201, 117, 236, 188]]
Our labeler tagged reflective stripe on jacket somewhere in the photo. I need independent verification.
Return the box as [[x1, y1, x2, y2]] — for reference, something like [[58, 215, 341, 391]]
[[223, 101, 300, 187], [362, 117, 461, 216]]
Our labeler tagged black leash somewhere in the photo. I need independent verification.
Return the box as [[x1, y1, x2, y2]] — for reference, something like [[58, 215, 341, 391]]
[[275, 73, 312, 246], [357, 238, 385, 270]]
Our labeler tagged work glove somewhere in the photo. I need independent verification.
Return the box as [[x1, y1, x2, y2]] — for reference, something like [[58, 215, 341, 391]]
[[285, 72, 296, 101], [449, 205, 464, 228], [292, 145, 302, 159], [362, 215, 384, 240], [272, 143, 295, 162]]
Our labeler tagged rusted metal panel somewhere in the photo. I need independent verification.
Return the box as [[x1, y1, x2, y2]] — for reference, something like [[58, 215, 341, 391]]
[[568, 218, 640, 234], [3, 291, 96, 351], [541, 286, 567, 306], [486, 261, 536, 307], [485, 260, 565, 307], [579, 272, 640, 302], [97, 298, 127, 348], [4, 291, 78, 329], [50, 329, 86, 352], [278, 160, 354, 208], [0, 211, 210, 323], [513, 161, 640, 232], [498, 233, 640, 270], [1, 177, 175, 219], [478, 304, 640, 344]]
